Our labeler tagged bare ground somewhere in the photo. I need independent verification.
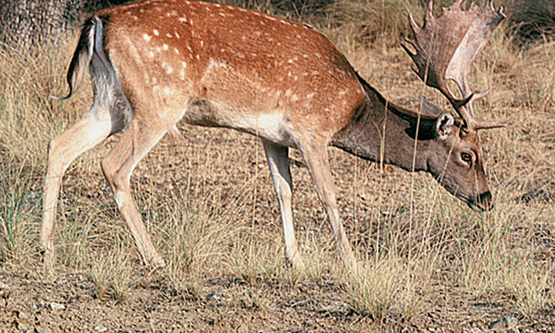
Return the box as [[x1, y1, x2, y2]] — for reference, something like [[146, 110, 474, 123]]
[[1, 266, 554, 332]]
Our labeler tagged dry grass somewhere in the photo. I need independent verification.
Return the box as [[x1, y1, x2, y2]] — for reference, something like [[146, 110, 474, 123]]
[[0, 0, 554, 330], [88, 243, 133, 301]]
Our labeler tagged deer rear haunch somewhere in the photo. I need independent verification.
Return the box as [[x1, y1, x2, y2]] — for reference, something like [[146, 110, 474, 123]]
[[40, 0, 509, 269]]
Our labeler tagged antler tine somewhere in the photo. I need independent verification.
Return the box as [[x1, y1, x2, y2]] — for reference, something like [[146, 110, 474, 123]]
[[463, 86, 493, 118], [423, 1, 434, 28], [453, 0, 464, 9], [407, 11, 420, 36], [403, 0, 507, 131], [474, 114, 514, 130]]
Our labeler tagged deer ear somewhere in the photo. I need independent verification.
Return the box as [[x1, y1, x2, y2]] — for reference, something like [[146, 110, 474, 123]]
[[418, 95, 444, 117], [435, 113, 455, 139]]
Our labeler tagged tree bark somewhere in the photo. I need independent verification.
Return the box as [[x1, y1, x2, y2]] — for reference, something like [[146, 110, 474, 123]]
[[0, 0, 132, 50]]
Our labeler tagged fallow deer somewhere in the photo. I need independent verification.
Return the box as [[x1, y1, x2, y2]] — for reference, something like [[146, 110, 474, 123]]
[[40, 0, 509, 269]]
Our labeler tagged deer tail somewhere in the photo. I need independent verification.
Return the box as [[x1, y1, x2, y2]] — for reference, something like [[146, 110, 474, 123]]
[[51, 16, 103, 100]]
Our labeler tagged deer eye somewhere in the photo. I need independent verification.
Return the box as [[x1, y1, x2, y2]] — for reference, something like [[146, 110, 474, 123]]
[[461, 152, 473, 164]]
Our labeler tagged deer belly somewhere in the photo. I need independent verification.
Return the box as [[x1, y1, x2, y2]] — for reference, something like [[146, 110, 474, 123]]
[[183, 99, 297, 147]]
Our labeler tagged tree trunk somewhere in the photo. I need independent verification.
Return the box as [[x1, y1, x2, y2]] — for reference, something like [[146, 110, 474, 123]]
[[0, 0, 87, 50], [0, 0, 132, 51]]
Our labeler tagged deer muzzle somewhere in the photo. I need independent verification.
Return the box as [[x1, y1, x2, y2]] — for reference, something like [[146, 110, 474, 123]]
[[468, 191, 493, 212]]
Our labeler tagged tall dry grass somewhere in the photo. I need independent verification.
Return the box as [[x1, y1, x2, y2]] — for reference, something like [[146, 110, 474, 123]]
[[0, 0, 554, 325]]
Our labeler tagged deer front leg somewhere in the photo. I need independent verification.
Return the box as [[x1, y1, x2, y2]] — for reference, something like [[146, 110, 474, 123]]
[[41, 112, 113, 267], [101, 120, 169, 268], [262, 140, 303, 269], [300, 142, 357, 270]]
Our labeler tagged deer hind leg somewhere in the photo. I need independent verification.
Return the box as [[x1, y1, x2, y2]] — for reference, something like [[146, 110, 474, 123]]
[[41, 28, 132, 266], [40, 104, 125, 266], [299, 141, 357, 270], [262, 140, 303, 269], [101, 118, 173, 268]]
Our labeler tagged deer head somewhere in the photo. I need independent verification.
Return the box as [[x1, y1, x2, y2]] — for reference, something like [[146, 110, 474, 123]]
[[401, 0, 510, 211]]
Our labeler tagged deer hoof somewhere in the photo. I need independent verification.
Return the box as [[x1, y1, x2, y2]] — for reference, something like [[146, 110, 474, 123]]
[[38, 245, 56, 268], [286, 251, 305, 271]]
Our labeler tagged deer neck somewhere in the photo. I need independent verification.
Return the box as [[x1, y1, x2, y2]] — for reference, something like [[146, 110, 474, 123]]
[[331, 82, 434, 173]]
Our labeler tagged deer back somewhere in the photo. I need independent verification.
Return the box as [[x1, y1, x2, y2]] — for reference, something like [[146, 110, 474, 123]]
[[94, 0, 366, 144]]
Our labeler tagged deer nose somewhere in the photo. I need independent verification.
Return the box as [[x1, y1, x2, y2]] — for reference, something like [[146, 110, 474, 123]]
[[477, 191, 493, 211]]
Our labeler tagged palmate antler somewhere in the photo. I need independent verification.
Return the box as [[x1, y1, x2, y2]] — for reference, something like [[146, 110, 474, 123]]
[[402, 0, 511, 131]]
